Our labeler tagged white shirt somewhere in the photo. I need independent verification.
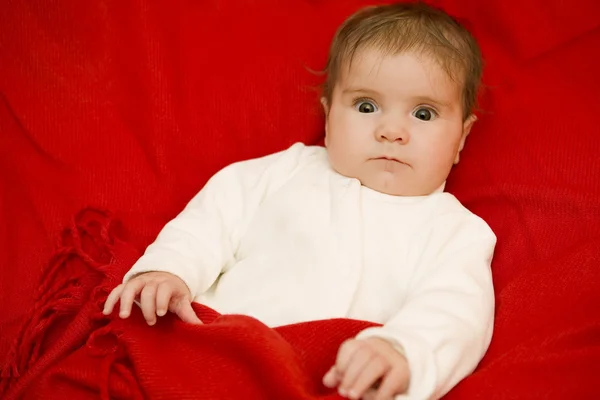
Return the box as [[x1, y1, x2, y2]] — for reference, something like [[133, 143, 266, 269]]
[[125, 142, 496, 399]]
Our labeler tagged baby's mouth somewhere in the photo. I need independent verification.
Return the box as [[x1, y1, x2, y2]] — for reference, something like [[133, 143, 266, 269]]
[[373, 156, 410, 167]]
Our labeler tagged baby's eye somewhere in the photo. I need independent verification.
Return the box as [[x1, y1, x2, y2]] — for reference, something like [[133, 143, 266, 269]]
[[354, 100, 378, 113], [413, 107, 437, 121]]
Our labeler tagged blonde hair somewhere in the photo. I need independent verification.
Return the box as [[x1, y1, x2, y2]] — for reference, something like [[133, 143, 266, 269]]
[[322, 1, 483, 120]]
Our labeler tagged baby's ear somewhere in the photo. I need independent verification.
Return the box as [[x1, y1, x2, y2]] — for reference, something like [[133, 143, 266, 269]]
[[321, 97, 330, 146], [454, 114, 477, 164], [320, 97, 329, 115]]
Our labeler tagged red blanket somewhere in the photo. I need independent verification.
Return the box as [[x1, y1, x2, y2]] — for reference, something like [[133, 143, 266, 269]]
[[2, 0, 600, 398], [0, 209, 374, 399], [1, 210, 599, 399]]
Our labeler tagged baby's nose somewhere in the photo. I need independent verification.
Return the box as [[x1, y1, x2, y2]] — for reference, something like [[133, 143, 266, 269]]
[[376, 120, 409, 143]]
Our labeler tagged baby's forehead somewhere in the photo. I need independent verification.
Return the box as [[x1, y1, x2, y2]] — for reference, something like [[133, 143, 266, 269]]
[[338, 48, 463, 91]]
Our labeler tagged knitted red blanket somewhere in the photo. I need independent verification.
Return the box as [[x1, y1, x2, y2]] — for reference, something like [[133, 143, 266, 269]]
[[3, 209, 599, 399], [0, 209, 375, 400]]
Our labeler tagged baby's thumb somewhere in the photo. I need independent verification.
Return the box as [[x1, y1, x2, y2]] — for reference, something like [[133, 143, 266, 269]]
[[323, 366, 340, 388], [176, 301, 203, 325]]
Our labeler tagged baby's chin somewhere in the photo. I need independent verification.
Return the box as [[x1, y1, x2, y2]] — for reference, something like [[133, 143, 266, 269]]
[[358, 175, 442, 197]]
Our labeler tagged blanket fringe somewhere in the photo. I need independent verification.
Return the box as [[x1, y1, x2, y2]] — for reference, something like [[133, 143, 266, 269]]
[[0, 208, 124, 396]]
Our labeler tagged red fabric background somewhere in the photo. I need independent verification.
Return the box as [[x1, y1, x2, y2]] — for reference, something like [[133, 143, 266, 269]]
[[1, 0, 600, 398]]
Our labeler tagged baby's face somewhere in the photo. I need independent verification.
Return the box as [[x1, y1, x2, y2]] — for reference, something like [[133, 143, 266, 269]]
[[323, 49, 475, 196]]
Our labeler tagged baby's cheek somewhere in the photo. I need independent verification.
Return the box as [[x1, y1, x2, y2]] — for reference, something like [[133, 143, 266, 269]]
[[425, 141, 458, 168]]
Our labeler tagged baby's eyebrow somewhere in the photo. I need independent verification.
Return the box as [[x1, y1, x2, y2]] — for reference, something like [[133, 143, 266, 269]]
[[342, 88, 381, 97], [412, 96, 452, 109]]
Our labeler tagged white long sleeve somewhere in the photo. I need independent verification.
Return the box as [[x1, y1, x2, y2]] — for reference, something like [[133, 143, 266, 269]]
[[123, 143, 496, 399], [124, 143, 313, 296], [356, 211, 496, 400]]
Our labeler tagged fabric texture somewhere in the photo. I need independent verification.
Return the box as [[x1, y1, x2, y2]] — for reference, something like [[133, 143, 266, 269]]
[[1, 0, 600, 398]]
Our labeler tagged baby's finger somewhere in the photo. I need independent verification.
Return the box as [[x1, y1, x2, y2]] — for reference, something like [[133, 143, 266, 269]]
[[347, 357, 389, 400], [140, 283, 158, 325], [174, 299, 203, 324], [155, 282, 173, 317], [339, 346, 374, 396], [361, 389, 378, 400], [322, 366, 340, 388], [374, 366, 408, 400], [335, 340, 361, 375], [103, 284, 125, 315], [119, 279, 145, 318]]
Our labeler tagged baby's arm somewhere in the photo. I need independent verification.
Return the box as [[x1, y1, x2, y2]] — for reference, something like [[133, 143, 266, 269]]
[[360, 212, 496, 399], [123, 163, 255, 298], [327, 211, 496, 400], [105, 143, 312, 323]]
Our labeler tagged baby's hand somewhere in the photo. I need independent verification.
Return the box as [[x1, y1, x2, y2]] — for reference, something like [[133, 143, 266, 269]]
[[323, 337, 409, 400], [102, 271, 202, 326]]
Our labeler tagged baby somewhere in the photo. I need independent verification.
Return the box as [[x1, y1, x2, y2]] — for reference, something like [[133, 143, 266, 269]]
[[103, 2, 496, 399]]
